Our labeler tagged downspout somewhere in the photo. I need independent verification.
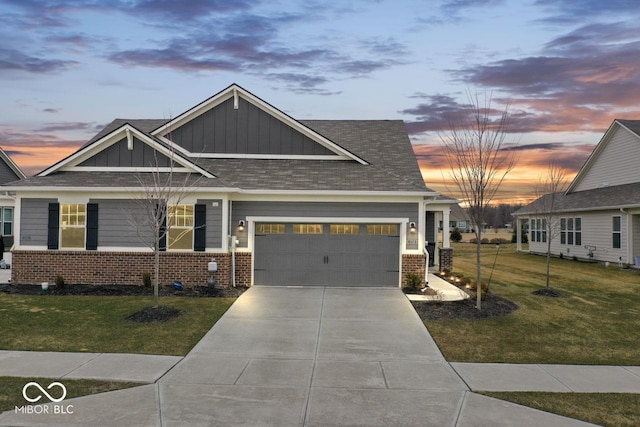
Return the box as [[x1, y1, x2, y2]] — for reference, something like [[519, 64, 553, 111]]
[[621, 208, 629, 266], [229, 201, 235, 287]]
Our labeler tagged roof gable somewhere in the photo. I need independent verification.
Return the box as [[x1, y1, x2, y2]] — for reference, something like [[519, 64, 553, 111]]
[[567, 119, 640, 193], [0, 147, 26, 182], [152, 84, 367, 164], [38, 123, 214, 178]]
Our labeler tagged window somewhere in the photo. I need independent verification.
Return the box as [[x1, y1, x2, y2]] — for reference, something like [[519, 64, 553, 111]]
[[613, 216, 621, 249], [1, 207, 13, 236], [367, 224, 398, 235], [168, 205, 193, 250], [293, 224, 323, 234], [530, 218, 546, 243], [60, 204, 86, 248], [330, 224, 359, 235], [256, 223, 285, 234], [560, 217, 581, 246]]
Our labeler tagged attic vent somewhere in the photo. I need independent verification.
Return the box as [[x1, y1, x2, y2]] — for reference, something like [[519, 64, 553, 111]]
[[233, 88, 239, 110], [126, 128, 133, 151]]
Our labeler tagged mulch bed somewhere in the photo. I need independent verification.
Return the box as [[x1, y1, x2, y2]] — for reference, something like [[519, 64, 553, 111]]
[[532, 288, 565, 297], [126, 305, 183, 323], [411, 292, 519, 320], [0, 283, 247, 298]]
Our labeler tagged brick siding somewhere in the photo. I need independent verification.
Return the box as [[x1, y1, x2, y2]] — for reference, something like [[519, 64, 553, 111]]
[[401, 254, 426, 286], [11, 250, 252, 288], [439, 247, 454, 272]]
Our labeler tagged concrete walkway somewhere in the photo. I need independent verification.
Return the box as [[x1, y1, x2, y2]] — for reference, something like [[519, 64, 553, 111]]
[[1, 287, 636, 426]]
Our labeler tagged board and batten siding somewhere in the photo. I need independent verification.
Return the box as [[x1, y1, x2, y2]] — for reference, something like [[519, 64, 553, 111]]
[[169, 97, 335, 156], [573, 126, 640, 192], [0, 160, 21, 184], [79, 137, 172, 168], [196, 199, 223, 248], [231, 201, 420, 250], [20, 198, 56, 246], [527, 210, 629, 263]]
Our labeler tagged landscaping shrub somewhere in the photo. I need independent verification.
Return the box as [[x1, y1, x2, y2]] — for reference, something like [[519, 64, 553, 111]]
[[469, 238, 490, 244], [490, 238, 510, 244], [467, 280, 488, 300], [55, 275, 66, 290], [142, 272, 152, 288], [450, 228, 462, 243], [404, 272, 424, 292]]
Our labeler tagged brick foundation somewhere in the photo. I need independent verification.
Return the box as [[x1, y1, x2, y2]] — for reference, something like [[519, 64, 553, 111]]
[[439, 247, 454, 272], [12, 250, 252, 288], [401, 254, 427, 286]]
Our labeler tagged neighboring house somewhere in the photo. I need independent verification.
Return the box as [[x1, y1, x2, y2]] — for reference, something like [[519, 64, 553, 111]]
[[5, 84, 453, 287], [0, 147, 27, 248], [514, 119, 640, 266], [449, 203, 472, 233]]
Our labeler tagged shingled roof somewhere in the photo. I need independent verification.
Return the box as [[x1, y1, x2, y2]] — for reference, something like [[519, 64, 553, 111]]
[[9, 118, 433, 193], [515, 181, 640, 215]]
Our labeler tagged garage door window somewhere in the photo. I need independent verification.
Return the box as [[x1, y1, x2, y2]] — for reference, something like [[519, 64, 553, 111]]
[[367, 224, 398, 235], [330, 224, 359, 234], [294, 224, 323, 234], [256, 223, 285, 234]]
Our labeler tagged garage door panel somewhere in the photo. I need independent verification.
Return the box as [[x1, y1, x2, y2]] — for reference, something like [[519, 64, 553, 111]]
[[254, 223, 400, 287]]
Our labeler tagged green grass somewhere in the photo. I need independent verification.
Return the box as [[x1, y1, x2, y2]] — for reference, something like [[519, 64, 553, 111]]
[[480, 392, 640, 427], [0, 377, 142, 413], [0, 295, 235, 355], [425, 243, 640, 364]]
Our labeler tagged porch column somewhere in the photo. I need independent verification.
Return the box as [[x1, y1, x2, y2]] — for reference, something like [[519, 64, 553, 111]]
[[516, 217, 523, 252], [442, 207, 451, 249]]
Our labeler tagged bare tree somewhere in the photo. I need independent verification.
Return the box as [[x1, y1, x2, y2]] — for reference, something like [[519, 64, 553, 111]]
[[534, 162, 568, 289], [440, 92, 518, 310], [126, 148, 202, 308]]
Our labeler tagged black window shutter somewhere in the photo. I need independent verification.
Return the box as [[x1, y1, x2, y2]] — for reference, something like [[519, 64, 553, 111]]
[[47, 203, 60, 250], [194, 204, 206, 251], [86, 203, 99, 250]]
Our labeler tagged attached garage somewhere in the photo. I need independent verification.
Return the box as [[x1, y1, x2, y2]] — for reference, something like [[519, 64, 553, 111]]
[[253, 222, 400, 287]]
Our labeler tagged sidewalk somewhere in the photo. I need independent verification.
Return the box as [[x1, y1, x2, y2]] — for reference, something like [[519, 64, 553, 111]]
[[405, 273, 469, 302]]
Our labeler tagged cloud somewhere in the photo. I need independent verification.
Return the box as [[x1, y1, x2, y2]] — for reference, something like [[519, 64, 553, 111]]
[[0, 48, 77, 73], [42, 108, 60, 113], [404, 21, 640, 135], [35, 122, 98, 132], [535, 0, 640, 23]]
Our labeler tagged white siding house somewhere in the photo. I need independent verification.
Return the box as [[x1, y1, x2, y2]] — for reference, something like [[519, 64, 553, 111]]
[[514, 119, 640, 266]]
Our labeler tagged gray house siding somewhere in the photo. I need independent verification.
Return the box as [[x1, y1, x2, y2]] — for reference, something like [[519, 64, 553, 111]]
[[20, 198, 56, 246], [0, 160, 21, 184], [197, 199, 223, 248], [79, 137, 172, 168], [573, 126, 640, 192], [91, 199, 146, 248], [232, 201, 419, 250], [170, 97, 335, 156]]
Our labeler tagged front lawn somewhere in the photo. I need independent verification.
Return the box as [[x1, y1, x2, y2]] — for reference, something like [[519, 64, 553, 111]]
[[480, 392, 640, 427], [0, 377, 142, 413], [0, 294, 235, 355], [424, 243, 640, 365]]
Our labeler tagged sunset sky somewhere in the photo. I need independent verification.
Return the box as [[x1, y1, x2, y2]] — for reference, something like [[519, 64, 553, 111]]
[[2, 0, 640, 204]]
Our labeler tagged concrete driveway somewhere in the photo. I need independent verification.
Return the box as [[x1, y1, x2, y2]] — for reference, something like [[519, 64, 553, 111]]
[[160, 286, 469, 426], [0, 287, 596, 426]]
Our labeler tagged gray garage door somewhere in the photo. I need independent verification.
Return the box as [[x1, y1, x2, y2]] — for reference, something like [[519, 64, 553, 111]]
[[254, 223, 400, 287]]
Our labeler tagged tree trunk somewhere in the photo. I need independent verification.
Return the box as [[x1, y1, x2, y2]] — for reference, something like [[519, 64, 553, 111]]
[[154, 235, 160, 308], [545, 231, 552, 289], [476, 227, 482, 310]]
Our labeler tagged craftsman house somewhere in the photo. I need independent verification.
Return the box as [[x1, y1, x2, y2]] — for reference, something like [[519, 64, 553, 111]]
[[514, 119, 640, 266], [5, 84, 453, 287]]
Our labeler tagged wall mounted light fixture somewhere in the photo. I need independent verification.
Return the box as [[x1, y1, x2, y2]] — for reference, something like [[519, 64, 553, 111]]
[[409, 222, 416, 233], [238, 220, 245, 231]]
